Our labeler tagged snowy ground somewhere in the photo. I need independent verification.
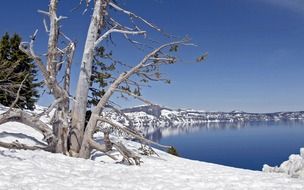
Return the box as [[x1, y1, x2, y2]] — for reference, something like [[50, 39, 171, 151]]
[[1, 107, 304, 189], [1, 147, 304, 190]]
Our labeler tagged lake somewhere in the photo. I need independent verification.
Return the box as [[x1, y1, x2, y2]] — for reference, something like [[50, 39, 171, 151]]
[[145, 121, 304, 170]]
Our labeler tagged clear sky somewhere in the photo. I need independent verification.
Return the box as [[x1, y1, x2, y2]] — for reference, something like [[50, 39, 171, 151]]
[[0, 0, 303, 112]]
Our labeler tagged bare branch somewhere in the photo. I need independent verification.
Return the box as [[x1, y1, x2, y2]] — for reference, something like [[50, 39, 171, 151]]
[[19, 30, 49, 85], [37, 10, 50, 16], [95, 39, 188, 109], [109, 2, 162, 33], [43, 18, 49, 32], [94, 26, 146, 47], [148, 57, 176, 62], [112, 141, 141, 165], [105, 104, 133, 128], [0, 140, 47, 151], [88, 138, 117, 160], [0, 110, 55, 143], [6, 74, 29, 113], [115, 89, 153, 105], [60, 31, 73, 43], [35, 97, 64, 118], [64, 42, 75, 93], [19, 30, 67, 99], [98, 117, 171, 149], [57, 15, 68, 21]]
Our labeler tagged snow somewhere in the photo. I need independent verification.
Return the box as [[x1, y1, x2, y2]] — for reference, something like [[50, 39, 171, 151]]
[[161, 109, 179, 117], [263, 148, 304, 178], [1, 147, 304, 189], [1, 106, 304, 189]]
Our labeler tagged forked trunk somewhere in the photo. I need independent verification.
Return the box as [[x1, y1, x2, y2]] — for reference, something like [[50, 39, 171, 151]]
[[70, 0, 109, 155]]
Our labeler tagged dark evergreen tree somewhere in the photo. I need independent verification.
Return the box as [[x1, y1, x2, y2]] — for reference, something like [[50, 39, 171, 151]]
[[0, 33, 40, 110], [88, 46, 115, 106], [88, 46, 143, 108]]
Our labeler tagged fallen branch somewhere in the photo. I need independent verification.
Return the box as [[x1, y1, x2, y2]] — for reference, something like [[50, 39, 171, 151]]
[[98, 117, 171, 149], [115, 89, 154, 105], [0, 110, 55, 143], [0, 140, 47, 151], [112, 141, 141, 165], [88, 138, 117, 160]]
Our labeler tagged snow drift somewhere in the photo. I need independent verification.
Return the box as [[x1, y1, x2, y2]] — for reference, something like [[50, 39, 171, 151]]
[[263, 148, 304, 178]]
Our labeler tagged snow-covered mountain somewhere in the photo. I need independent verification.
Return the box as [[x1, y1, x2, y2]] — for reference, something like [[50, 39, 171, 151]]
[[110, 105, 304, 127]]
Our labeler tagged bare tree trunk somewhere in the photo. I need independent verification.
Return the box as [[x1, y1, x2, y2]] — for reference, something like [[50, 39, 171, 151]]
[[70, 0, 109, 155], [51, 108, 68, 154]]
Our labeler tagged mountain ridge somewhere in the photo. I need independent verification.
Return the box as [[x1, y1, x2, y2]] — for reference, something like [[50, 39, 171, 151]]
[[113, 105, 304, 127]]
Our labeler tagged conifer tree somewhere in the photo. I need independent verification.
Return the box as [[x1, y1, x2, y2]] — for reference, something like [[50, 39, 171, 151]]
[[89, 46, 115, 107], [0, 33, 40, 110]]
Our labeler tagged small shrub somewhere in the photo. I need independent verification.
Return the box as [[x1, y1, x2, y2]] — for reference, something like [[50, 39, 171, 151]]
[[167, 146, 179, 156]]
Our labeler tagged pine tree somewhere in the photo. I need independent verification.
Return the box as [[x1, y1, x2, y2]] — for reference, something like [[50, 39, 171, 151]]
[[0, 33, 40, 110], [88, 46, 115, 107]]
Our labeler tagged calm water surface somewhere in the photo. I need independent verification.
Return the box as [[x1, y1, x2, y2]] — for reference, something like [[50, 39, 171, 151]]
[[146, 121, 304, 170]]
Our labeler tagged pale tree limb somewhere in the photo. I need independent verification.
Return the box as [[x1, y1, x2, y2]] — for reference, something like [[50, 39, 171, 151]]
[[88, 138, 117, 160], [115, 89, 153, 105], [6, 74, 29, 113], [19, 30, 49, 83], [112, 141, 141, 165], [19, 30, 67, 100], [34, 97, 64, 118], [63, 42, 76, 111], [0, 110, 55, 144], [105, 104, 134, 128], [0, 140, 47, 151], [95, 39, 189, 113], [108, 17, 145, 49], [43, 18, 49, 32], [37, 10, 50, 16], [98, 118, 171, 149], [94, 26, 146, 47], [109, 2, 162, 33]]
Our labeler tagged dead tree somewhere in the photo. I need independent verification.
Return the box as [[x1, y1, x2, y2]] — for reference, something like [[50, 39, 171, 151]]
[[0, 0, 203, 163]]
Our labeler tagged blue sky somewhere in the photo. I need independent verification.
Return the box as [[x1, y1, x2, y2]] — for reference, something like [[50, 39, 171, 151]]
[[0, 0, 303, 112]]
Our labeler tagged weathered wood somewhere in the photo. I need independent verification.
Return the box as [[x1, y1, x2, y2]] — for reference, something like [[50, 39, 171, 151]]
[[112, 141, 141, 165], [0, 110, 54, 143], [98, 117, 171, 149], [6, 74, 29, 113], [0, 140, 47, 151], [88, 138, 117, 160], [70, 0, 110, 154], [103, 131, 112, 151]]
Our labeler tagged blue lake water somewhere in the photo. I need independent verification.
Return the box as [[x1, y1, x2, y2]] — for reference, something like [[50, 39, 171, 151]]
[[147, 121, 304, 170]]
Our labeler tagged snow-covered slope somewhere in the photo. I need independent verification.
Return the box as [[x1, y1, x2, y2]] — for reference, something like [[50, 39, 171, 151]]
[[1, 106, 304, 189], [1, 147, 304, 190]]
